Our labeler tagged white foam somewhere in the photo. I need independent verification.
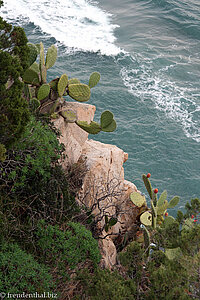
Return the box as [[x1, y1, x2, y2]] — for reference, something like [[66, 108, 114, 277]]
[[0, 0, 121, 56], [118, 53, 200, 142]]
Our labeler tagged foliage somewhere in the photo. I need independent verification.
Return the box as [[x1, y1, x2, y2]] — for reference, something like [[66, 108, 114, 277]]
[[0, 116, 78, 246], [145, 250, 189, 300], [36, 220, 101, 277], [0, 241, 55, 293], [0, 115, 63, 189], [76, 268, 136, 300], [0, 14, 30, 148]]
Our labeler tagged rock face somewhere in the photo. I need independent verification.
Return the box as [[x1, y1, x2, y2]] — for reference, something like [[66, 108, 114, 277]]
[[54, 102, 141, 269], [53, 102, 96, 169]]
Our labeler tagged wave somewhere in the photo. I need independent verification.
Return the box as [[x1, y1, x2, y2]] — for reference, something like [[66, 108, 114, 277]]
[[0, 0, 121, 55], [117, 52, 200, 142]]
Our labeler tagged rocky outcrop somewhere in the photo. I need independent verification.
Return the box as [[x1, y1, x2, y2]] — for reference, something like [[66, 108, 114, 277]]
[[53, 102, 96, 169], [54, 102, 141, 269]]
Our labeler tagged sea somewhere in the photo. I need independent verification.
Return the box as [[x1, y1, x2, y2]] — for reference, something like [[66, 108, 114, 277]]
[[1, 0, 200, 213]]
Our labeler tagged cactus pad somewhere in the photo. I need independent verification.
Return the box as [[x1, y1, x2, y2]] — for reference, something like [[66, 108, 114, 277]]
[[58, 74, 68, 97], [130, 192, 146, 207], [76, 120, 101, 134], [37, 84, 50, 101], [45, 45, 57, 69], [102, 120, 117, 132], [157, 200, 168, 215], [27, 43, 38, 67], [60, 110, 77, 123], [89, 72, 100, 88], [157, 190, 167, 207], [23, 68, 40, 85], [100, 111, 117, 132], [68, 84, 91, 102], [39, 42, 47, 83], [163, 215, 176, 226], [140, 211, 152, 226], [100, 110, 113, 128], [69, 78, 80, 85], [151, 200, 157, 218], [142, 174, 153, 199], [165, 247, 182, 260], [168, 196, 180, 209]]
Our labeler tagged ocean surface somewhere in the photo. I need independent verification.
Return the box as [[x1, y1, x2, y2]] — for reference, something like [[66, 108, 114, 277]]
[[1, 0, 200, 212]]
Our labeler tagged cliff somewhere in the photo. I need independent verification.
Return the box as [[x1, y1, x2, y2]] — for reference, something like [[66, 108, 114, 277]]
[[53, 102, 141, 269]]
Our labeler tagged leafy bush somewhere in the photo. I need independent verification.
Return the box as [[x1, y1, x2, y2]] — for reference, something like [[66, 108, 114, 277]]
[[36, 220, 101, 277], [1, 115, 63, 189], [0, 241, 54, 293], [77, 268, 136, 300], [0, 115, 78, 246], [0, 14, 30, 149]]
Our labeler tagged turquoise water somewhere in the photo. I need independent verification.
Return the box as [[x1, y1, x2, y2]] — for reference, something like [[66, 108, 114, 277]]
[[1, 0, 200, 210]]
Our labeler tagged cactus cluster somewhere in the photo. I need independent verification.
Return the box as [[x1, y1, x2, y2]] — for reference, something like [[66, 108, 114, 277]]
[[130, 174, 180, 229], [22, 42, 116, 135]]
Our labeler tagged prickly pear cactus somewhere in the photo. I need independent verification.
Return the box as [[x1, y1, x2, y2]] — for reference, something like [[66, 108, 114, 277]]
[[165, 247, 182, 260], [58, 74, 68, 97], [68, 84, 91, 102], [142, 174, 153, 199], [140, 211, 152, 226], [69, 78, 80, 85], [89, 72, 100, 88], [45, 45, 57, 70], [163, 215, 176, 226], [168, 196, 180, 208], [157, 200, 168, 215], [27, 43, 38, 67], [60, 110, 77, 123], [39, 42, 47, 83], [157, 190, 167, 207], [100, 111, 117, 132], [76, 120, 101, 134], [130, 192, 146, 207], [23, 67, 40, 86], [37, 84, 50, 101]]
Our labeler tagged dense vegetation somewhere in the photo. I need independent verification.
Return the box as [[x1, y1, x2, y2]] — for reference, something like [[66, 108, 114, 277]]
[[0, 3, 200, 298]]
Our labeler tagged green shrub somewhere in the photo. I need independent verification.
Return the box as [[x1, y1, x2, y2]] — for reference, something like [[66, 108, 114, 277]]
[[0, 115, 78, 245], [0, 15, 30, 148], [77, 268, 136, 300], [0, 115, 63, 189], [36, 221, 101, 277], [119, 241, 144, 281], [0, 241, 55, 293], [146, 251, 189, 300]]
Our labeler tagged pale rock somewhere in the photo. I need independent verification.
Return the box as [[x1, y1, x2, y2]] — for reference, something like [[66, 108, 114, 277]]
[[98, 238, 117, 269], [53, 102, 96, 168]]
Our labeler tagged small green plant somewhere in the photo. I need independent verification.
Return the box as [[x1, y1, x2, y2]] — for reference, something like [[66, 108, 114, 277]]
[[0, 241, 55, 293]]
